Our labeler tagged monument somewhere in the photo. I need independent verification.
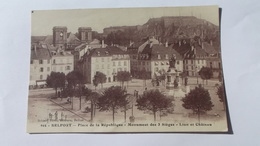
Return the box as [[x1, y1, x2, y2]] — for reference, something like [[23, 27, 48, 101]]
[[165, 55, 186, 97]]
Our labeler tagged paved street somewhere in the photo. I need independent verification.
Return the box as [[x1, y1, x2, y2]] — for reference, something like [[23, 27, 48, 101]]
[[28, 77, 226, 125]]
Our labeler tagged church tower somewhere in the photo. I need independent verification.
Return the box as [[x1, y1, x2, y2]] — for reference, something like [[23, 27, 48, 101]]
[[78, 27, 92, 42], [53, 26, 67, 50]]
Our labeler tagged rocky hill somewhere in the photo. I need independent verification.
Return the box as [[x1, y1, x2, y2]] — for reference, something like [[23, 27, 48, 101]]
[[104, 16, 219, 46]]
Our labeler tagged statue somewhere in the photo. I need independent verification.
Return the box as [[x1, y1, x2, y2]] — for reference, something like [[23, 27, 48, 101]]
[[169, 55, 176, 68]]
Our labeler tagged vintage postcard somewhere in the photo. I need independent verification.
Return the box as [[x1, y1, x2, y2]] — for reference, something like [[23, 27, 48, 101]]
[[27, 5, 230, 133]]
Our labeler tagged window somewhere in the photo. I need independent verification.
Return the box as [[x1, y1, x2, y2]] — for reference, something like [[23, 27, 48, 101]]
[[107, 64, 110, 69], [47, 60, 50, 64], [47, 67, 50, 71], [30, 60, 33, 64], [53, 66, 56, 71], [102, 64, 104, 69], [102, 58, 104, 62], [124, 61, 127, 66], [60, 66, 63, 71], [118, 61, 121, 66], [113, 68, 116, 73], [154, 62, 158, 66], [40, 67, 44, 72], [96, 58, 99, 62], [113, 62, 115, 66], [176, 61, 179, 65], [53, 59, 56, 64], [157, 54, 161, 59], [66, 66, 70, 70], [39, 60, 43, 64], [40, 75, 43, 80]]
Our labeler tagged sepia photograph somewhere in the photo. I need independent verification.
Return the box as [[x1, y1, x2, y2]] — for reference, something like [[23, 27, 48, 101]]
[[27, 5, 229, 133]]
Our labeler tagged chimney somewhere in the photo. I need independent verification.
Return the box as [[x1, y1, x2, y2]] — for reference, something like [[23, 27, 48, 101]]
[[165, 41, 168, 47]]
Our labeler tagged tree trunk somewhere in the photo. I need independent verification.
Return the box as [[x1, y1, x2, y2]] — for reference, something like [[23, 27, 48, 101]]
[[159, 110, 162, 120], [55, 88, 58, 96], [90, 100, 93, 122], [71, 97, 73, 110], [131, 103, 134, 116], [94, 104, 96, 116], [198, 108, 200, 123], [153, 111, 156, 122], [124, 105, 126, 123], [79, 96, 81, 110], [112, 107, 115, 123]]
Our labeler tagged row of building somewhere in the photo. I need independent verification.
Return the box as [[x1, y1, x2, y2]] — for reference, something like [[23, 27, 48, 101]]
[[30, 26, 222, 88]]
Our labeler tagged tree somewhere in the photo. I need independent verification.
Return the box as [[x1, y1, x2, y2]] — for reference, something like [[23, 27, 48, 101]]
[[198, 67, 213, 85], [66, 71, 84, 109], [83, 87, 100, 122], [182, 85, 214, 122], [62, 87, 74, 109], [93, 71, 107, 88], [93, 79, 98, 90], [136, 89, 173, 122], [140, 70, 150, 86], [97, 86, 129, 123], [66, 71, 84, 89], [217, 84, 226, 110], [46, 72, 66, 96], [117, 71, 131, 89]]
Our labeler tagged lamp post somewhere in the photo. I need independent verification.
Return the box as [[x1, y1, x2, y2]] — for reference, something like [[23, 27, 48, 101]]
[[196, 66, 199, 85]]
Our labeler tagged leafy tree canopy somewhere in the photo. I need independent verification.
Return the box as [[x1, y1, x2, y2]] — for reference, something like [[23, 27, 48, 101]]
[[182, 86, 214, 114]]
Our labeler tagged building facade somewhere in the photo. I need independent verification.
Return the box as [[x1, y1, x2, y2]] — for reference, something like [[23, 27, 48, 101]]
[[29, 45, 52, 88], [82, 46, 130, 84], [137, 43, 183, 79], [51, 49, 74, 75]]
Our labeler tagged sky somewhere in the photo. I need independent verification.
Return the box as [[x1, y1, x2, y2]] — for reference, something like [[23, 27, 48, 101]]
[[31, 5, 219, 36]]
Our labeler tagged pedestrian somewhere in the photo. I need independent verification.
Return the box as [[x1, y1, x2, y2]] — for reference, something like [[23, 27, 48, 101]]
[[55, 111, 58, 120], [61, 112, 64, 120], [49, 113, 53, 120]]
